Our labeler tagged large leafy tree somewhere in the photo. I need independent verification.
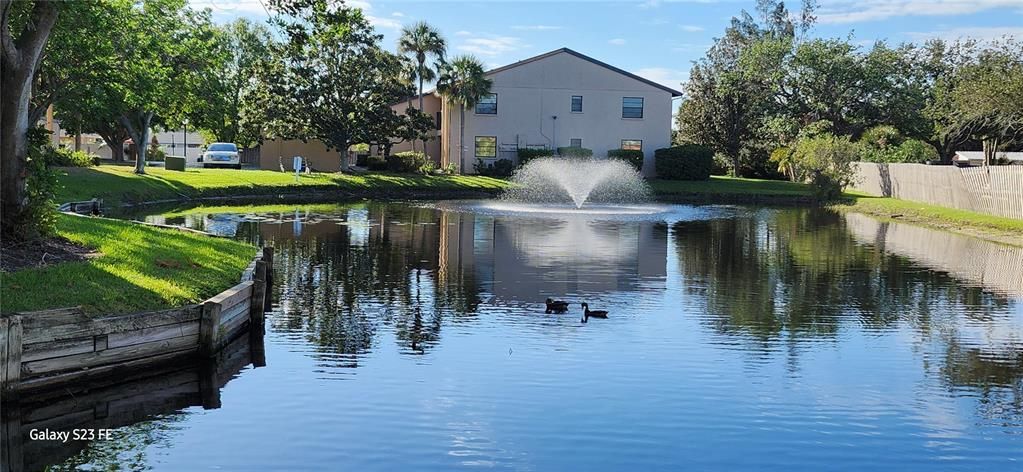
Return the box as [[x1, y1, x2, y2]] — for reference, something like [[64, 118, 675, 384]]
[[1, 0, 60, 239], [436, 55, 492, 172], [947, 40, 1023, 165], [265, 0, 410, 171], [398, 21, 446, 151]]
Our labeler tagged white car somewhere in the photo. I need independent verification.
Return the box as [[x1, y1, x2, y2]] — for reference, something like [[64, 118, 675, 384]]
[[200, 142, 241, 169]]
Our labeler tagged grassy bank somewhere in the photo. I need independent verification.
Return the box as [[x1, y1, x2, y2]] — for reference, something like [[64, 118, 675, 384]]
[[835, 192, 1023, 246], [650, 176, 814, 201], [56, 165, 511, 207], [1, 214, 255, 315]]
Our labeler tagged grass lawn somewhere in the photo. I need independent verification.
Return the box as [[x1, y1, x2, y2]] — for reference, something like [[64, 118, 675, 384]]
[[56, 165, 511, 207], [835, 191, 1023, 246], [1, 214, 256, 315], [650, 176, 814, 197]]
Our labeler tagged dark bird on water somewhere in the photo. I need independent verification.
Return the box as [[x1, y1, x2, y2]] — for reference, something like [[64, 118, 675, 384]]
[[580, 302, 608, 322], [545, 298, 570, 314]]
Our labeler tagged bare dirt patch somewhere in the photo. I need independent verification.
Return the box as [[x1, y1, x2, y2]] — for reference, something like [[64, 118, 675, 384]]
[[1, 236, 98, 272]]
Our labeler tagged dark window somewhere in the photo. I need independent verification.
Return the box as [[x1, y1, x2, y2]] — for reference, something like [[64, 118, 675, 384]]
[[435, 111, 442, 130], [475, 136, 497, 157], [570, 138, 582, 147], [622, 97, 644, 119], [571, 95, 583, 113], [475, 94, 497, 114], [621, 139, 642, 151]]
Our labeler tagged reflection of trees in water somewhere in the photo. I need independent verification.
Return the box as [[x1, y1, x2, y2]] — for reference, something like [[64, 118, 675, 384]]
[[49, 415, 187, 471], [266, 204, 482, 362], [675, 209, 1022, 418]]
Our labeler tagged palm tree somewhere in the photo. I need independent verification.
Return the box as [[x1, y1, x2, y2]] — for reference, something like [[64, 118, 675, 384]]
[[398, 22, 446, 151], [436, 55, 492, 172]]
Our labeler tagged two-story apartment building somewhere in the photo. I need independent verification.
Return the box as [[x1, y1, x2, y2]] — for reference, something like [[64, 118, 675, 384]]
[[389, 48, 681, 176]]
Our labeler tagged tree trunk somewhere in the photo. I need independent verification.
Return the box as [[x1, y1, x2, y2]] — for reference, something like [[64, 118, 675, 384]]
[[121, 111, 152, 174], [97, 125, 128, 163], [459, 105, 466, 174], [418, 70, 425, 153], [338, 140, 350, 172], [730, 154, 740, 177], [982, 137, 999, 167], [0, 0, 60, 239]]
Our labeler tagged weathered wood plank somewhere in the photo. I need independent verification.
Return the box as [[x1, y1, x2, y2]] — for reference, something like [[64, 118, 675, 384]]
[[251, 259, 268, 332], [219, 314, 250, 346], [22, 337, 94, 363], [199, 301, 222, 357], [17, 347, 199, 394], [107, 321, 200, 349], [21, 305, 201, 345], [218, 300, 250, 330], [1, 405, 24, 472], [21, 334, 198, 377], [1, 316, 23, 401], [206, 281, 253, 309], [14, 307, 86, 330]]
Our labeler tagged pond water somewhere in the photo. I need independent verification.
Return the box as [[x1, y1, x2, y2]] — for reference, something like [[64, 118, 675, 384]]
[[14, 201, 1023, 470]]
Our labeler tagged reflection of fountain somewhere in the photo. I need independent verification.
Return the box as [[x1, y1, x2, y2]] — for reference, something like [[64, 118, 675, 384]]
[[503, 157, 650, 208]]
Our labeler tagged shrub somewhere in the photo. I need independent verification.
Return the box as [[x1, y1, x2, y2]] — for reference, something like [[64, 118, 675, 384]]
[[386, 151, 429, 173], [892, 139, 938, 163], [517, 147, 553, 166], [654, 145, 713, 180], [474, 158, 515, 177], [790, 134, 859, 201], [147, 147, 166, 162], [608, 148, 644, 171], [557, 146, 593, 157], [711, 152, 730, 175], [42, 146, 99, 167], [860, 125, 903, 150], [366, 156, 388, 171]]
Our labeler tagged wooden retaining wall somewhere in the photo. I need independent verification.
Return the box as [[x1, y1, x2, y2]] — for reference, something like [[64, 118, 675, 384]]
[[850, 163, 1023, 220], [0, 247, 272, 398]]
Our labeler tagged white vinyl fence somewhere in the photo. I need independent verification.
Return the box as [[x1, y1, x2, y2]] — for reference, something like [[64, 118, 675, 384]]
[[850, 163, 1023, 220]]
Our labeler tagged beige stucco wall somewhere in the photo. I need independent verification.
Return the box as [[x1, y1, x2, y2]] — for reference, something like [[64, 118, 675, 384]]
[[444, 50, 675, 176], [383, 94, 443, 163], [259, 138, 347, 172]]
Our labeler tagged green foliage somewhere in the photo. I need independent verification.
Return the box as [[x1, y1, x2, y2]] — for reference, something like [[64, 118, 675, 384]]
[[43, 147, 99, 167], [607, 149, 644, 171], [892, 139, 939, 163], [22, 131, 60, 239], [147, 147, 167, 162], [517, 148, 553, 166], [790, 134, 860, 200], [557, 146, 593, 157], [386, 151, 431, 174], [474, 159, 515, 177], [365, 156, 388, 171], [860, 125, 904, 150], [655, 145, 714, 180]]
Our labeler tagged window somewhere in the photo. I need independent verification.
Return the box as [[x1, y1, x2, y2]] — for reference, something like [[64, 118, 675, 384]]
[[475, 94, 497, 114], [475, 136, 497, 157], [571, 95, 583, 113], [570, 138, 582, 147], [621, 139, 642, 151], [435, 111, 442, 130], [622, 97, 644, 119]]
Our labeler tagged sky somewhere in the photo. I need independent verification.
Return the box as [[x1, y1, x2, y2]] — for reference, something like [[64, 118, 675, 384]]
[[191, 0, 1023, 96]]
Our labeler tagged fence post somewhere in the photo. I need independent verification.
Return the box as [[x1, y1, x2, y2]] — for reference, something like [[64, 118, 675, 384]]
[[199, 301, 222, 357], [0, 316, 23, 401], [261, 246, 274, 307], [250, 260, 268, 335]]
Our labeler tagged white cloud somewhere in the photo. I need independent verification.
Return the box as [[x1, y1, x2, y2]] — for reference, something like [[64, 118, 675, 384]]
[[905, 26, 1023, 42], [511, 25, 563, 31], [368, 15, 402, 30], [608, 38, 627, 45], [635, 67, 689, 90], [392, 11, 404, 17], [817, 0, 1023, 24], [189, 0, 267, 16], [456, 34, 528, 56], [454, 30, 473, 36], [679, 25, 705, 32]]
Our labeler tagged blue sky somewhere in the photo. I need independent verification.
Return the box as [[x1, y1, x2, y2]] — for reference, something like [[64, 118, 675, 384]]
[[192, 0, 1023, 94]]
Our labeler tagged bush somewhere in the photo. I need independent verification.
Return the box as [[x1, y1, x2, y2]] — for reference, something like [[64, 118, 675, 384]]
[[860, 125, 903, 150], [517, 147, 553, 166], [790, 134, 859, 201], [366, 156, 388, 171], [147, 147, 166, 162], [557, 146, 593, 157], [42, 146, 99, 167], [608, 148, 644, 171], [474, 158, 515, 177], [386, 151, 429, 174], [711, 152, 730, 176], [892, 139, 938, 163], [654, 145, 713, 180]]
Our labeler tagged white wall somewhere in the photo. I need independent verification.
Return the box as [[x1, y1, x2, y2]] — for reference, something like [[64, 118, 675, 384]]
[[446, 51, 675, 176], [153, 129, 205, 166]]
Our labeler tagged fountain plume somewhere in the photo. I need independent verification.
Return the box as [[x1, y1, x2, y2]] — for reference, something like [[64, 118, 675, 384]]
[[502, 157, 650, 208]]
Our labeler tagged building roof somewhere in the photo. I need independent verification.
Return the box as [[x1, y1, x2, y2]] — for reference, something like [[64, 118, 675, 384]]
[[485, 47, 683, 97], [955, 151, 1023, 161]]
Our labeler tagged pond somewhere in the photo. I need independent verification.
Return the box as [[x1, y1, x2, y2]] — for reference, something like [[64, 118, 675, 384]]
[[12, 201, 1023, 471]]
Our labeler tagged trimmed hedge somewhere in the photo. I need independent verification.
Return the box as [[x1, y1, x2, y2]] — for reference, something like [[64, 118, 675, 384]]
[[474, 158, 515, 177], [557, 146, 593, 157], [365, 156, 388, 171], [654, 145, 713, 180], [386, 151, 430, 174], [607, 148, 643, 171], [517, 147, 553, 166]]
